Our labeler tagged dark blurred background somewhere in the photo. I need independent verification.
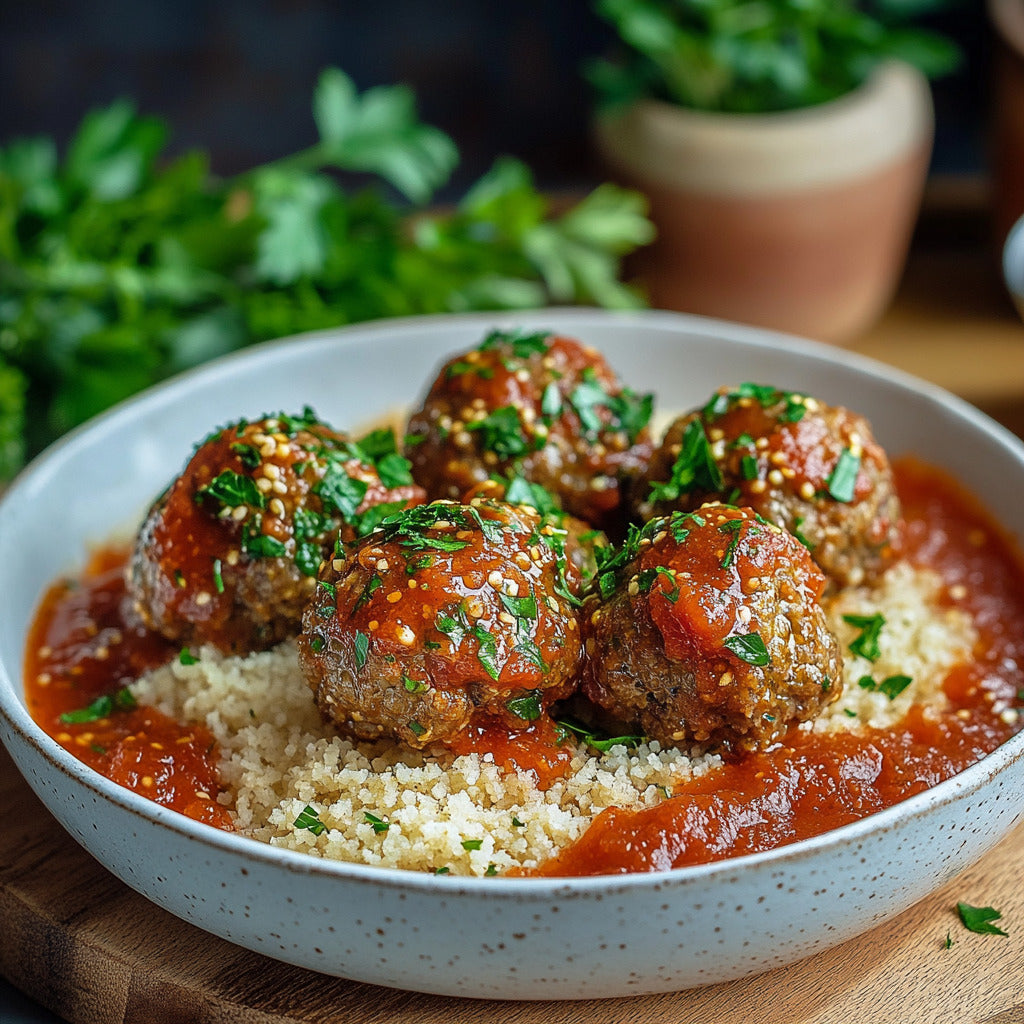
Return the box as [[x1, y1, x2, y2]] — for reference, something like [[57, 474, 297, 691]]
[[0, 0, 993, 198]]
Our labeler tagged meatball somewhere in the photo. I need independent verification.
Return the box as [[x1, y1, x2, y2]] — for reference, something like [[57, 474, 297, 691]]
[[461, 475, 609, 596], [127, 413, 425, 653], [635, 383, 901, 587], [582, 504, 843, 753], [406, 328, 654, 532], [298, 498, 583, 749]]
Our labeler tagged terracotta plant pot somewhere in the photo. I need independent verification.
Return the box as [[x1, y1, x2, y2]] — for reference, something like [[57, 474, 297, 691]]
[[989, 0, 1024, 247], [593, 62, 934, 345]]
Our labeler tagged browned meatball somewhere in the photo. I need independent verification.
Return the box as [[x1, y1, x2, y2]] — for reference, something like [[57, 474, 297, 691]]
[[127, 413, 425, 654], [461, 475, 609, 595], [582, 504, 843, 754], [635, 384, 902, 587], [298, 499, 583, 750], [406, 329, 654, 533]]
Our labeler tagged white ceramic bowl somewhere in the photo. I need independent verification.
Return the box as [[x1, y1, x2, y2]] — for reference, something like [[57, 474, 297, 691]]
[[2, 309, 1024, 1001]]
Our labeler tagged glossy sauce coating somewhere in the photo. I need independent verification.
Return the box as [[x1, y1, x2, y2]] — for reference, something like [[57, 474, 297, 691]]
[[298, 499, 583, 748], [583, 504, 842, 752], [637, 385, 901, 588], [406, 330, 653, 532], [24, 547, 231, 828], [533, 458, 1024, 875], [21, 460, 1024, 870], [127, 413, 424, 654]]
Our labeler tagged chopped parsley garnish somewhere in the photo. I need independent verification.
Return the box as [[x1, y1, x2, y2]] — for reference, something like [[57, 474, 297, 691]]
[[957, 902, 1008, 937], [363, 811, 391, 834], [505, 475, 560, 515], [241, 517, 288, 559], [466, 405, 530, 459], [353, 630, 370, 669], [511, 816, 526, 828], [316, 462, 369, 520], [505, 690, 543, 721], [436, 606, 502, 680], [479, 328, 551, 359], [541, 381, 562, 418], [740, 453, 759, 481], [408, 720, 426, 736], [718, 518, 744, 569], [353, 574, 382, 612], [827, 448, 861, 503], [723, 631, 770, 666], [567, 370, 652, 442], [294, 805, 326, 836], [179, 647, 199, 666], [59, 687, 137, 724], [500, 592, 538, 620], [230, 442, 263, 469], [196, 470, 265, 510], [792, 516, 814, 551], [703, 383, 807, 424], [402, 674, 428, 693], [211, 557, 224, 594], [461, 838, 483, 851], [554, 716, 644, 752], [857, 673, 912, 699], [648, 420, 723, 503], [842, 612, 885, 662]]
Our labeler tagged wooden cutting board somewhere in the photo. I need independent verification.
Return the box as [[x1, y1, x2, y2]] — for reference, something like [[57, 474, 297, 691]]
[[1, 743, 1023, 1024]]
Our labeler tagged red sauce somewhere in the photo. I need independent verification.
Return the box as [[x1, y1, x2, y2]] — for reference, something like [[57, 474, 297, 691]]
[[532, 457, 1024, 875], [447, 714, 575, 789], [24, 546, 232, 829], [22, 458, 1024, 867]]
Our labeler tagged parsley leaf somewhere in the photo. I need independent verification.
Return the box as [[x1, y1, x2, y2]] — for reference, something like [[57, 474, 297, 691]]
[[648, 420, 723, 503], [723, 632, 770, 666], [957, 902, 1008, 937], [843, 613, 885, 662]]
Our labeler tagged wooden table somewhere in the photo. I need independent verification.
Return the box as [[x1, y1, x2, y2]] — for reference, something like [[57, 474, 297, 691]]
[[3, 185, 1024, 1023]]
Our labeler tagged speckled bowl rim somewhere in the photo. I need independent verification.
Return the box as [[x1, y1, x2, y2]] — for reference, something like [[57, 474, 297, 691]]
[[2, 306, 1024, 902]]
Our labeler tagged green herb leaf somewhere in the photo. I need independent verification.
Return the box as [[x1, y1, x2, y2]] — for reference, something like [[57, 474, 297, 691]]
[[197, 471, 265, 510], [957, 902, 1008, 937], [353, 630, 369, 669], [506, 690, 543, 721], [363, 811, 391, 834], [843, 613, 885, 662], [59, 687, 137, 724], [827, 448, 861, 503], [648, 420, 723, 503], [723, 632, 770, 666], [294, 805, 326, 836]]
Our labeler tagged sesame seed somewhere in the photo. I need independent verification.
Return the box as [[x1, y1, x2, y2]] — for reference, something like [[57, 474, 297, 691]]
[[256, 477, 273, 493], [749, 480, 767, 494], [949, 584, 968, 600], [466, 598, 485, 618], [719, 671, 734, 688], [195, 591, 212, 606], [487, 570, 504, 587], [799, 481, 816, 500], [387, 591, 402, 604], [269, 497, 286, 517], [499, 611, 515, 625], [263, 463, 280, 480], [396, 625, 416, 645], [768, 469, 784, 486]]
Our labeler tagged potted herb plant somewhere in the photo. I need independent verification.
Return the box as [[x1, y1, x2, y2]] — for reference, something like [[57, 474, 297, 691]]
[[589, 0, 960, 343]]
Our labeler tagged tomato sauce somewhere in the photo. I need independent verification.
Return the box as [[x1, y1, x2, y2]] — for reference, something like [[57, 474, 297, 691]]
[[532, 458, 1024, 875], [22, 458, 1024, 869], [24, 546, 232, 829]]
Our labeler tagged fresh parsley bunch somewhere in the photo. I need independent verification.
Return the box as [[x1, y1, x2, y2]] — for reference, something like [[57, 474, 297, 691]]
[[0, 68, 654, 479], [588, 0, 961, 113]]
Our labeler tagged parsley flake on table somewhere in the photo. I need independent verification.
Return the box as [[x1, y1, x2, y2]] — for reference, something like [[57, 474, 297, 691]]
[[956, 902, 1008, 937]]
